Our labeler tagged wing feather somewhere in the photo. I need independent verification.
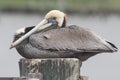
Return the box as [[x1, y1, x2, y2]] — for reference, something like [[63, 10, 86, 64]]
[[29, 25, 114, 52]]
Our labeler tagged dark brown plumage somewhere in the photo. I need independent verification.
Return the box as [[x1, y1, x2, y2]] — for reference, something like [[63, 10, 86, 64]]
[[14, 25, 117, 61], [12, 10, 118, 61]]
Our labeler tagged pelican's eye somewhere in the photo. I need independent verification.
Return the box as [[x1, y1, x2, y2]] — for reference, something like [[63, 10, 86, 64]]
[[47, 17, 58, 26], [53, 17, 56, 20]]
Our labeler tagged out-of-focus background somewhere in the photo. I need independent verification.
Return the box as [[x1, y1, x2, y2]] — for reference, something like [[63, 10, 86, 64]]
[[1, 0, 120, 14], [0, 0, 120, 80]]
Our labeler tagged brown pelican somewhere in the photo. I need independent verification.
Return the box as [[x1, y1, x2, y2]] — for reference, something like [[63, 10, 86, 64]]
[[10, 10, 118, 61]]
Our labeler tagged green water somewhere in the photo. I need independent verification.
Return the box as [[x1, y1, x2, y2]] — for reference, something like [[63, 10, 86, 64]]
[[0, 0, 120, 14]]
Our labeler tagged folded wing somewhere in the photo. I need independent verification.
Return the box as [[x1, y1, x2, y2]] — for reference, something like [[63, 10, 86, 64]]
[[29, 25, 118, 53]]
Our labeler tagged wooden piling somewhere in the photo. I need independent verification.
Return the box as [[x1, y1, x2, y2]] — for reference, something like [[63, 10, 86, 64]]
[[19, 58, 82, 80]]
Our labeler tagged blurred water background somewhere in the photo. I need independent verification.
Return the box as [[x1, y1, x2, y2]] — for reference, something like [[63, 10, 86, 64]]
[[0, 0, 120, 80]]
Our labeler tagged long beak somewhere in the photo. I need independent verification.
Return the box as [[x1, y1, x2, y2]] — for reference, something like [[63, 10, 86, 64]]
[[10, 19, 52, 49]]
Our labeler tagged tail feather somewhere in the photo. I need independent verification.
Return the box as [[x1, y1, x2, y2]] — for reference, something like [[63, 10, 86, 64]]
[[106, 41, 118, 52]]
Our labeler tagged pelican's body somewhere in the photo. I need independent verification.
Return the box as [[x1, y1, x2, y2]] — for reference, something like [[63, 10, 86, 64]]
[[14, 25, 117, 61], [11, 10, 118, 61]]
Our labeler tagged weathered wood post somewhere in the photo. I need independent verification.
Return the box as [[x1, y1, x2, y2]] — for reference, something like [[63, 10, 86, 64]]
[[19, 58, 85, 80]]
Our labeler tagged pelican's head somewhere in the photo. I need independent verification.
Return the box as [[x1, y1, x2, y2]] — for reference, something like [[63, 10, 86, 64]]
[[45, 10, 66, 27], [10, 10, 66, 49]]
